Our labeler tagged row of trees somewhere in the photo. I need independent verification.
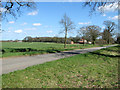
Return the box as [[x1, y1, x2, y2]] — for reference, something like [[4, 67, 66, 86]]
[[59, 14, 117, 48], [22, 37, 71, 44], [78, 21, 116, 44]]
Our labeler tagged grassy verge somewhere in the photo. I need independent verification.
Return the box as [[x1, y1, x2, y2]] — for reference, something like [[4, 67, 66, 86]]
[[2, 45, 119, 88], [1, 42, 115, 57]]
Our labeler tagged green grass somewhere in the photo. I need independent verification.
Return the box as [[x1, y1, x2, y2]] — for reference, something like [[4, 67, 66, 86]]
[[1, 42, 110, 58], [2, 45, 119, 88]]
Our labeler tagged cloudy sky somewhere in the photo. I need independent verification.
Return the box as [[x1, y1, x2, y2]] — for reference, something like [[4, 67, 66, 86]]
[[1, 2, 118, 40]]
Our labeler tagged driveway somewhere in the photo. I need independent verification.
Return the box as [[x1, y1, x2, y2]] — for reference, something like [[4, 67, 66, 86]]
[[1, 45, 116, 75]]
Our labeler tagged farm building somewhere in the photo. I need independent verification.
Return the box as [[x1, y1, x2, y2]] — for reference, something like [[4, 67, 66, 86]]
[[71, 39, 91, 44], [78, 39, 87, 44]]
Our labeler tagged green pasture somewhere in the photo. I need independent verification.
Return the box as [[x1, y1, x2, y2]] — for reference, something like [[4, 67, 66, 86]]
[[2, 45, 119, 88], [1, 42, 107, 57]]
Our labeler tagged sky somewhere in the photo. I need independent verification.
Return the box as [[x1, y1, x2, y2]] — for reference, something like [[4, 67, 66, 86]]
[[1, 2, 118, 40]]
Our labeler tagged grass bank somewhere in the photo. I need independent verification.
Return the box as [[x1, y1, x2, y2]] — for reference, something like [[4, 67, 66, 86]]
[[1, 42, 111, 58], [2, 45, 119, 88]]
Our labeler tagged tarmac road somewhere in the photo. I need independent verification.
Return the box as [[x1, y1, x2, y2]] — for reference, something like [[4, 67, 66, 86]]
[[1, 45, 116, 75]]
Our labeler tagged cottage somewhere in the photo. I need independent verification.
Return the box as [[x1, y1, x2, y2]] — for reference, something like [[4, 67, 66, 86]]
[[78, 39, 87, 44]]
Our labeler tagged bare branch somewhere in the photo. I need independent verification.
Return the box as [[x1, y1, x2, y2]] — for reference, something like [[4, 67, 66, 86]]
[[1, 0, 36, 20], [83, 2, 117, 15]]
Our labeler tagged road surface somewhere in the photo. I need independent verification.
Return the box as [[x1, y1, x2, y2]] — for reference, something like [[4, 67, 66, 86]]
[[1, 45, 116, 75]]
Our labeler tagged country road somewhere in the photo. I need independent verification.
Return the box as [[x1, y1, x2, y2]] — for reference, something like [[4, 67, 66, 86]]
[[1, 45, 116, 75]]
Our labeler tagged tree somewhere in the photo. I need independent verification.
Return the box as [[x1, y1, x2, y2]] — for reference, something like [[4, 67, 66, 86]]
[[117, 36, 120, 44], [102, 29, 110, 43], [102, 29, 114, 44], [116, 33, 120, 44], [60, 14, 75, 48], [23, 36, 32, 42], [78, 26, 87, 46], [1, 0, 36, 20], [86, 25, 101, 45], [103, 20, 116, 44]]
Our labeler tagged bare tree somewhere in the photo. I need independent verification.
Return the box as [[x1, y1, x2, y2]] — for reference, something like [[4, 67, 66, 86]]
[[103, 20, 116, 44], [60, 13, 75, 48], [1, 0, 36, 20]]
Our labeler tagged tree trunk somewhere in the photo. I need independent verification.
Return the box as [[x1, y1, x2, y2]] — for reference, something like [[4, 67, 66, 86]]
[[108, 39, 110, 44], [83, 38, 85, 46], [93, 41, 95, 45], [92, 40, 95, 45], [64, 29, 67, 48], [108, 33, 110, 44]]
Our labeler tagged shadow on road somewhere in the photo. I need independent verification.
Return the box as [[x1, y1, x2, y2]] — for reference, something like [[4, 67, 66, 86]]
[[55, 50, 88, 57], [61, 51, 81, 55]]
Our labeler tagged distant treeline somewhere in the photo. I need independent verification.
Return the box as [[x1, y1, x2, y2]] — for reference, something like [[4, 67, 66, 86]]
[[22, 36, 119, 45], [22, 37, 73, 44], [1, 40, 22, 42]]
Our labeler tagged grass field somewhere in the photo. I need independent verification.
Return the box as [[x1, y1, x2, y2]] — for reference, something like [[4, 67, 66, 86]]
[[1, 42, 108, 57], [2, 45, 119, 88]]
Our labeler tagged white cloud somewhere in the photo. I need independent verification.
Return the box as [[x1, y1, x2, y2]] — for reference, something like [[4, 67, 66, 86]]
[[21, 22, 27, 26], [0, 7, 7, 12], [108, 15, 120, 20], [98, 2, 118, 12], [27, 11, 38, 15], [111, 16, 118, 20], [24, 27, 37, 30], [102, 14, 106, 16], [9, 21, 14, 24], [33, 23, 42, 26], [14, 30, 22, 33], [46, 30, 53, 33], [78, 22, 91, 25]]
